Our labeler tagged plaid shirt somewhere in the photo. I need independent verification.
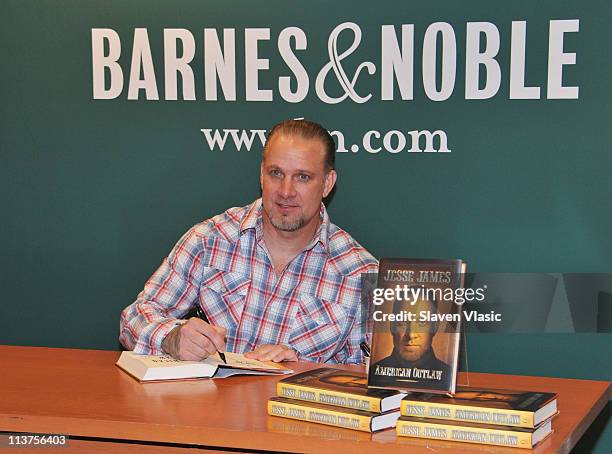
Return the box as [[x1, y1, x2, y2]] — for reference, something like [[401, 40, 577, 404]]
[[120, 199, 378, 364]]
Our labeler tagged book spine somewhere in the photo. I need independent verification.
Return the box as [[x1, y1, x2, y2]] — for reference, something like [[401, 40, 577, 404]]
[[396, 419, 534, 449], [276, 382, 382, 413], [400, 400, 534, 428], [268, 400, 374, 432]]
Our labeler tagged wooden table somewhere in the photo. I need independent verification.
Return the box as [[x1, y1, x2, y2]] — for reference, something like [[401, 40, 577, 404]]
[[0, 346, 609, 453]]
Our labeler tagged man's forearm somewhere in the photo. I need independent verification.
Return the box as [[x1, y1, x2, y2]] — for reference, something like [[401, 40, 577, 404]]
[[119, 299, 183, 354]]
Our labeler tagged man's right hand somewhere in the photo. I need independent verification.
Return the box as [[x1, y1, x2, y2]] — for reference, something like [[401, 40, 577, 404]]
[[162, 318, 227, 361]]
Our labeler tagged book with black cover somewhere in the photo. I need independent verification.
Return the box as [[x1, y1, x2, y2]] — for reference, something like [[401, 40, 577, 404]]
[[396, 415, 554, 449], [268, 397, 400, 432], [368, 258, 465, 394], [401, 386, 558, 428], [277, 367, 406, 413]]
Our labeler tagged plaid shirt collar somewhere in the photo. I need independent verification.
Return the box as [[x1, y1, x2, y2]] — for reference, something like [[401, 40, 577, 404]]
[[239, 198, 330, 254]]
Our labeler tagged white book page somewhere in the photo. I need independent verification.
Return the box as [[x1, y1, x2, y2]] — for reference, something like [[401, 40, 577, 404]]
[[215, 352, 288, 371]]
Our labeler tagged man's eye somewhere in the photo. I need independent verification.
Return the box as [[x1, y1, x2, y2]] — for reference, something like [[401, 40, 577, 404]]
[[269, 169, 282, 177], [297, 174, 311, 182]]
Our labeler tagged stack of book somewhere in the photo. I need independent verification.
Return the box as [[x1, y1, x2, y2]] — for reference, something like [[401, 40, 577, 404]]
[[267, 368, 405, 432], [396, 385, 558, 449]]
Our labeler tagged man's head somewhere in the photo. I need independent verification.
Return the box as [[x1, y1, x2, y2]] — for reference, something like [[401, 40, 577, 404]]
[[260, 119, 337, 233], [453, 390, 527, 403], [319, 373, 367, 388], [390, 296, 438, 363]]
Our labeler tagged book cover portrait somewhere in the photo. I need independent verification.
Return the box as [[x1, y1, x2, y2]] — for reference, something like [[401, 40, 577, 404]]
[[368, 258, 465, 394]]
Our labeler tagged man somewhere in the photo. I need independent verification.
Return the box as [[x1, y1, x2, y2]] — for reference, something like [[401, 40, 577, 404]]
[[120, 119, 377, 364], [319, 372, 368, 389], [452, 390, 530, 404], [370, 296, 451, 387]]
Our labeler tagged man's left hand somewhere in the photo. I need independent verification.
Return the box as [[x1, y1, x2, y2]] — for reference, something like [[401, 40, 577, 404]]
[[244, 344, 298, 362]]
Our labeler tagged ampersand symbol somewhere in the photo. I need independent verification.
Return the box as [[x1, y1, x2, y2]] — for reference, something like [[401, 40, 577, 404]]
[[316, 22, 376, 104]]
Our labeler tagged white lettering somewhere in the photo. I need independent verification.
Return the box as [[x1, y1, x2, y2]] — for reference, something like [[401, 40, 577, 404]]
[[204, 29, 236, 101], [381, 24, 414, 100], [164, 29, 195, 101], [510, 21, 540, 99], [547, 20, 579, 99], [245, 28, 272, 101], [128, 28, 159, 100], [465, 22, 501, 100], [408, 130, 450, 153], [383, 130, 406, 153], [422, 22, 456, 101], [91, 28, 123, 99], [278, 27, 309, 103], [363, 130, 382, 153]]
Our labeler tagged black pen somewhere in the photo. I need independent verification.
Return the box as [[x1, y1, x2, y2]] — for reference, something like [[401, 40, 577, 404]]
[[185, 305, 227, 364], [359, 342, 371, 358]]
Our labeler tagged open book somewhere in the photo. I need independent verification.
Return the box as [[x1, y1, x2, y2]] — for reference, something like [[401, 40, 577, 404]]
[[116, 351, 293, 382]]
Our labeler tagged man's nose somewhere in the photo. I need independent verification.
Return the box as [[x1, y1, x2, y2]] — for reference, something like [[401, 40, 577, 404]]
[[405, 322, 420, 338], [279, 177, 297, 198], [404, 328, 416, 339]]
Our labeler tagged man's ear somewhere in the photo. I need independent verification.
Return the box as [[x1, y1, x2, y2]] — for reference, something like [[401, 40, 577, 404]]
[[323, 170, 337, 198], [260, 162, 264, 190]]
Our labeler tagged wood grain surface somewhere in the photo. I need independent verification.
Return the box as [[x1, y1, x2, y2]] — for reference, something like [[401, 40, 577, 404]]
[[0, 345, 609, 453]]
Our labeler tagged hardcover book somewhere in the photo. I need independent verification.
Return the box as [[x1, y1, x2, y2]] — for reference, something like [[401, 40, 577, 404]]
[[268, 397, 400, 432], [368, 258, 465, 394], [277, 367, 406, 413], [400, 386, 557, 428], [116, 351, 292, 382], [396, 416, 553, 449]]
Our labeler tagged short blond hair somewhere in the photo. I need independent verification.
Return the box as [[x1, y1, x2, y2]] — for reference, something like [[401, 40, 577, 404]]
[[263, 119, 335, 172]]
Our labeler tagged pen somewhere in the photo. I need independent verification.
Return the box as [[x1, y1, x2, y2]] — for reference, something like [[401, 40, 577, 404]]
[[185, 305, 227, 364], [359, 341, 371, 358]]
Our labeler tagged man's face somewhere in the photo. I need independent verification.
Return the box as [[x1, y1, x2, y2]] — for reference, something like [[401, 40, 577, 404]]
[[324, 375, 368, 388], [260, 134, 336, 233], [454, 391, 520, 402], [391, 298, 435, 362]]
